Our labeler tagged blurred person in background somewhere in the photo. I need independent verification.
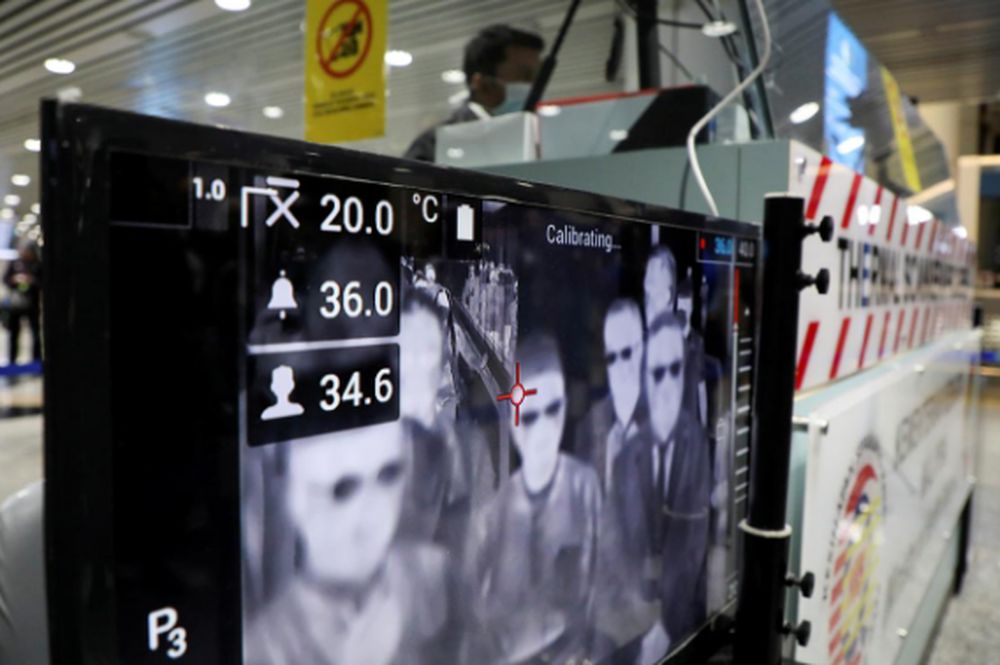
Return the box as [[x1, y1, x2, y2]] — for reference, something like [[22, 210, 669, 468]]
[[2, 240, 41, 366], [404, 24, 544, 162]]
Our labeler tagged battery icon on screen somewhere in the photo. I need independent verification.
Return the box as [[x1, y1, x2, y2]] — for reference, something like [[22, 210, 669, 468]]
[[456, 203, 475, 242]]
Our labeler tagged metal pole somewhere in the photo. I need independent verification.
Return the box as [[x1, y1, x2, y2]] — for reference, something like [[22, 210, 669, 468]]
[[734, 195, 806, 664], [635, 0, 661, 88]]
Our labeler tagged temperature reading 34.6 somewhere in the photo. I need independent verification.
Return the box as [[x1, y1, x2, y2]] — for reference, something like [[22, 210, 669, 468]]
[[319, 367, 394, 412]]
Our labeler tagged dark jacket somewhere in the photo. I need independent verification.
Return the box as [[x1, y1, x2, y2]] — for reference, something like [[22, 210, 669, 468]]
[[404, 103, 483, 162], [611, 410, 712, 642]]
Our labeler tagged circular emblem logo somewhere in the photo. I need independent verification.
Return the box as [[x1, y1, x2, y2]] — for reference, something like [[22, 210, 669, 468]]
[[315, 0, 373, 79], [826, 437, 884, 665]]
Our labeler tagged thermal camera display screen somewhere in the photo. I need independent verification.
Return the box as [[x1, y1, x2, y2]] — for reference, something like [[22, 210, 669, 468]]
[[45, 105, 759, 665]]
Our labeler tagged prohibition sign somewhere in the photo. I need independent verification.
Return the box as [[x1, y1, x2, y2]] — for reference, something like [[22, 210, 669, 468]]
[[316, 0, 373, 79]]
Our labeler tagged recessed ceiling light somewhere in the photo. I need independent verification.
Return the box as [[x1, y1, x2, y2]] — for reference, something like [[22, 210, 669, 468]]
[[953, 225, 968, 239], [836, 134, 865, 155], [789, 101, 820, 124], [4, 194, 21, 206], [215, 0, 251, 10], [385, 50, 413, 67], [24, 138, 41, 152], [538, 105, 561, 117], [263, 106, 284, 119], [31, 203, 41, 214], [205, 91, 231, 107], [45, 57, 76, 74], [441, 69, 465, 84], [609, 129, 629, 141], [446, 147, 465, 160], [11, 174, 31, 187], [0, 208, 13, 220], [23, 213, 37, 224], [906, 205, 932, 225], [702, 20, 737, 38]]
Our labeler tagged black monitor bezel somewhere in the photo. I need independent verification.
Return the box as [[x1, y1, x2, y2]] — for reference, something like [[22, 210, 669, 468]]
[[42, 100, 758, 665]]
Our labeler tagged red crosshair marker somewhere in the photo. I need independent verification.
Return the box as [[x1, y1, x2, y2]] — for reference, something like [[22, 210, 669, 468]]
[[496, 362, 537, 426]]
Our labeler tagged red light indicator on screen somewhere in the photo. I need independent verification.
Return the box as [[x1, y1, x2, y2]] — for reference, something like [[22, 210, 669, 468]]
[[700, 237, 706, 250], [497, 362, 537, 426]]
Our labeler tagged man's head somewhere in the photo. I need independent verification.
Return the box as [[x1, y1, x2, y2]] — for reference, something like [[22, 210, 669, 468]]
[[286, 422, 406, 587], [643, 246, 677, 329], [676, 278, 693, 338], [400, 288, 445, 427], [603, 298, 643, 428], [463, 25, 544, 113], [644, 313, 686, 444], [510, 333, 565, 494]]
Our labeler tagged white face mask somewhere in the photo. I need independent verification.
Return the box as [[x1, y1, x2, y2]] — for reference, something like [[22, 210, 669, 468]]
[[491, 81, 532, 116]]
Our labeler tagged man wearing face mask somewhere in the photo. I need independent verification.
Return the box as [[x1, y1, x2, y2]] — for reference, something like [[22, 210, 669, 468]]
[[612, 313, 711, 660], [472, 333, 601, 665], [246, 422, 454, 665], [404, 24, 544, 162]]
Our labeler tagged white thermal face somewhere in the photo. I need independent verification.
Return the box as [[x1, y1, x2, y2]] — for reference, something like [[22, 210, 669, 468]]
[[400, 307, 443, 425], [645, 326, 685, 444], [644, 258, 676, 328], [511, 369, 565, 493], [604, 309, 643, 427], [677, 295, 693, 337], [286, 422, 405, 585]]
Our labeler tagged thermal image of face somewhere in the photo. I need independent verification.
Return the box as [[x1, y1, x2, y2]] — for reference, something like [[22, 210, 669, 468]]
[[604, 300, 643, 428], [286, 422, 406, 587], [510, 339, 566, 495], [645, 319, 686, 444], [644, 247, 677, 328], [400, 303, 444, 427]]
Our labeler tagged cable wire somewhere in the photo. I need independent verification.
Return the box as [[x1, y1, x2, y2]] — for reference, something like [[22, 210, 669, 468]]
[[685, 0, 771, 217]]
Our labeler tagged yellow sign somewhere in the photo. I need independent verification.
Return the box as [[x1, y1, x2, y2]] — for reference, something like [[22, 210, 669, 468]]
[[305, 0, 387, 143], [880, 66, 922, 192]]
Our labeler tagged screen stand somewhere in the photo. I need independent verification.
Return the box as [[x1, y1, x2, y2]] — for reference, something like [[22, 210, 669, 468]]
[[734, 197, 832, 664]]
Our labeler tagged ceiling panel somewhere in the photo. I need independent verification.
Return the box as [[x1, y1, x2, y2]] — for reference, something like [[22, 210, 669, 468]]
[[0, 0, 621, 219], [833, 0, 1000, 103]]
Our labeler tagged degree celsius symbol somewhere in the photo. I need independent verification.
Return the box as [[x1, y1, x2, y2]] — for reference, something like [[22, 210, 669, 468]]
[[412, 193, 439, 224]]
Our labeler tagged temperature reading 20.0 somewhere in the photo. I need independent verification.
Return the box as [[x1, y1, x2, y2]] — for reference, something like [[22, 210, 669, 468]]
[[319, 367, 394, 412]]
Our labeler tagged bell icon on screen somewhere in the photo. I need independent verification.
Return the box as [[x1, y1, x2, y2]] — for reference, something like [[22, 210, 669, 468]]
[[268, 270, 298, 320], [261, 365, 305, 421]]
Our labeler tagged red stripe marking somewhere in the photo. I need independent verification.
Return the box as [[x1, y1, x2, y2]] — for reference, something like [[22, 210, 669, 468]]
[[885, 193, 899, 243], [921, 306, 932, 343], [840, 173, 864, 229], [829, 606, 842, 633], [806, 156, 833, 220], [831, 653, 844, 665], [893, 309, 906, 353], [847, 464, 877, 512], [901, 216, 911, 246], [796, 321, 821, 390], [914, 219, 927, 250], [857, 313, 874, 368], [847, 652, 862, 665], [908, 306, 920, 348], [928, 219, 939, 253], [830, 317, 852, 379], [867, 187, 884, 236], [829, 630, 843, 656], [878, 311, 891, 358], [831, 575, 844, 605], [733, 268, 740, 322]]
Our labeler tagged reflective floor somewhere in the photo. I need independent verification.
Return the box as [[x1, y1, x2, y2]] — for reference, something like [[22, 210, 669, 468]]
[[0, 376, 997, 661]]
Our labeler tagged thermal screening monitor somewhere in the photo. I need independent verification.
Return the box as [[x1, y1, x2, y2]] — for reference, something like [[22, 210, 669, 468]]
[[42, 102, 761, 665]]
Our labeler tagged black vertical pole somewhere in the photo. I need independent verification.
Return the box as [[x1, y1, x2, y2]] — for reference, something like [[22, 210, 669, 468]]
[[635, 0, 661, 88], [735, 195, 806, 665]]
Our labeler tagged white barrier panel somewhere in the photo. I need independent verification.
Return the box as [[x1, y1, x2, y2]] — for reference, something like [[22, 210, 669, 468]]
[[786, 144, 974, 393], [793, 330, 978, 665]]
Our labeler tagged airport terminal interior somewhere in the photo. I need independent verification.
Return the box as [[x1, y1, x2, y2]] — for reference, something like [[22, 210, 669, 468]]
[[1, 1, 999, 664]]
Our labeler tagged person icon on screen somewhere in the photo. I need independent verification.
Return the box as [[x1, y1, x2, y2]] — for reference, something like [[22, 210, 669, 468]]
[[260, 365, 304, 421]]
